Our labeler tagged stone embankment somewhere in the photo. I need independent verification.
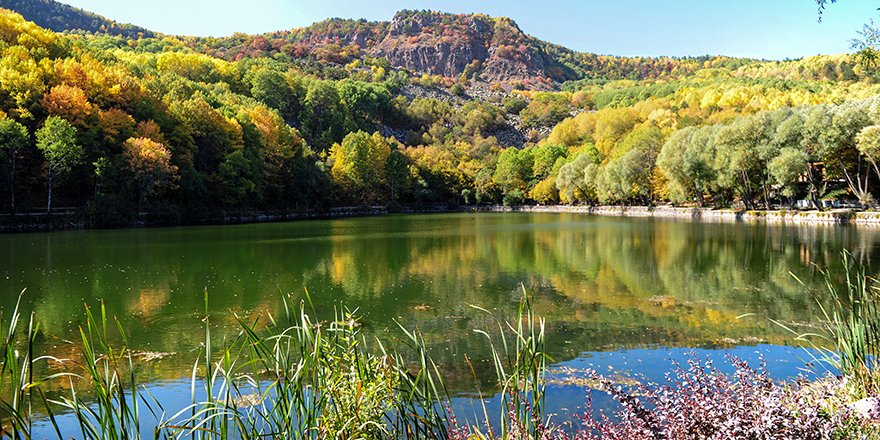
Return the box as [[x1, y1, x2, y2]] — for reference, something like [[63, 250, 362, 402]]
[[476, 205, 880, 226]]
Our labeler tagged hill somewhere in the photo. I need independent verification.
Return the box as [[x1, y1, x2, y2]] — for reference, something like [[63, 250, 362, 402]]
[[0, 0, 154, 38], [0, 5, 877, 229], [189, 10, 752, 87]]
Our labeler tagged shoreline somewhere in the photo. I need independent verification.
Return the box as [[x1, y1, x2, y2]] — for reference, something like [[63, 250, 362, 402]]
[[473, 205, 880, 226], [5, 204, 880, 233]]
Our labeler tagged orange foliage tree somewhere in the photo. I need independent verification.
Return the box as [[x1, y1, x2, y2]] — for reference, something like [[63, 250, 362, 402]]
[[123, 137, 178, 210]]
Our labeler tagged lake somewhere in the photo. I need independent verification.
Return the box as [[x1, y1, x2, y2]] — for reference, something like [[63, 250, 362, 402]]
[[1, 212, 875, 432]]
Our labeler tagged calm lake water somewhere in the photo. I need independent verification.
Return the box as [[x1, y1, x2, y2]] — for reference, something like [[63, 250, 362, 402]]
[[2, 212, 877, 432]]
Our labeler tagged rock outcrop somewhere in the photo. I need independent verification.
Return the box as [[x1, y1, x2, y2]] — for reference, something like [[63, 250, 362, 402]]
[[370, 11, 552, 84]]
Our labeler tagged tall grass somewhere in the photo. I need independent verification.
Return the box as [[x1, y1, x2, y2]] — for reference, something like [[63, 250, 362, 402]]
[[787, 250, 880, 396], [0, 275, 875, 439], [470, 286, 549, 439], [158, 291, 451, 439], [0, 288, 549, 439]]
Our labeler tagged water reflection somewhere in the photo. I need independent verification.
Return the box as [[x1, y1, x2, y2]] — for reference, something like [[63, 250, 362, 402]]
[[0, 213, 877, 387]]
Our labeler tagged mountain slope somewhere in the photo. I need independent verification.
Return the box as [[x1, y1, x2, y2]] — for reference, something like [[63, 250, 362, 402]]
[[189, 10, 751, 87], [0, 3, 759, 87], [0, 0, 154, 38]]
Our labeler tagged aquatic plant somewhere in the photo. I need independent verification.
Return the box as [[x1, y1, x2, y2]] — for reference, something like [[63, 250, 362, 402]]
[[784, 250, 880, 397], [0, 284, 876, 439]]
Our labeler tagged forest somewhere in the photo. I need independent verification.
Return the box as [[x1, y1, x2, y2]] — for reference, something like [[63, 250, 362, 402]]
[[0, 7, 879, 227]]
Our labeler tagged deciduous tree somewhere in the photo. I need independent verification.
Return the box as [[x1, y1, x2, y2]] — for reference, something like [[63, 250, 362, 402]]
[[36, 116, 83, 214], [0, 117, 28, 213]]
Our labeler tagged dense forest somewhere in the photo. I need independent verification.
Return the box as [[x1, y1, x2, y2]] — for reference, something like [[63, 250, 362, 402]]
[[0, 0, 153, 38], [0, 3, 878, 227]]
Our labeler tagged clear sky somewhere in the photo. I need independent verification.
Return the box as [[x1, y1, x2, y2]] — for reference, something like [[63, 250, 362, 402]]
[[56, 0, 879, 59]]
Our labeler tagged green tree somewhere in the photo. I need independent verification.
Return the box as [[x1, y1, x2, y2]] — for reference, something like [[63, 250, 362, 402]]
[[216, 149, 259, 209], [768, 147, 808, 202], [0, 117, 28, 213], [338, 80, 391, 129], [774, 110, 823, 209], [250, 68, 295, 116], [531, 144, 568, 181], [713, 116, 768, 209], [857, 125, 880, 183], [36, 116, 83, 214], [596, 147, 654, 204], [301, 80, 349, 151], [556, 153, 594, 204], [492, 148, 534, 196], [830, 101, 872, 203], [386, 149, 411, 202], [657, 127, 697, 204]]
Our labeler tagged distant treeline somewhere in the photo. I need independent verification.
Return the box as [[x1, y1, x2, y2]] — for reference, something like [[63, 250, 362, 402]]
[[0, 9, 879, 228]]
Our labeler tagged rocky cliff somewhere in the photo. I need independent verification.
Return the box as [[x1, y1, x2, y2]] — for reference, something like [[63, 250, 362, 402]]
[[369, 11, 558, 84]]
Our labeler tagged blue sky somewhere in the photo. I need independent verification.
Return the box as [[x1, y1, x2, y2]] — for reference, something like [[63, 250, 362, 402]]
[[58, 0, 878, 59]]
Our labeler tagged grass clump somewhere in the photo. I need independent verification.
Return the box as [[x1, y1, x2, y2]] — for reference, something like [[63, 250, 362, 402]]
[[787, 250, 880, 397], [1, 274, 880, 439]]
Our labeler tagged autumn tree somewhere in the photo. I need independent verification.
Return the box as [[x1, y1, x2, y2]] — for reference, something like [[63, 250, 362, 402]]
[[97, 108, 136, 149], [520, 92, 572, 128], [330, 131, 392, 204], [123, 137, 178, 211], [40, 84, 94, 128]]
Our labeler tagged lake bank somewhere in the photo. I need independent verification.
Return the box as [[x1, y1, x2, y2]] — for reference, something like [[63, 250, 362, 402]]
[[476, 205, 880, 226], [0, 204, 457, 233], [6, 204, 880, 233]]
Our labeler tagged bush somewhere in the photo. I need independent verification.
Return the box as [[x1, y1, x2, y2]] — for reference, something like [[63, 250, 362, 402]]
[[503, 189, 525, 206], [385, 200, 403, 213], [577, 355, 867, 440], [450, 82, 465, 96], [502, 96, 528, 115]]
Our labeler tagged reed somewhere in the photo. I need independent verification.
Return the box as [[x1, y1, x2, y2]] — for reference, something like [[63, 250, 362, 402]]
[[470, 286, 549, 439], [0, 279, 874, 439], [786, 250, 880, 396], [0, 289, 551, 439]]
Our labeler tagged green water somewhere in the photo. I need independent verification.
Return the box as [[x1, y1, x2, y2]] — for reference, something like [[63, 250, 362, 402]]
[[0, 212, 875, 385]]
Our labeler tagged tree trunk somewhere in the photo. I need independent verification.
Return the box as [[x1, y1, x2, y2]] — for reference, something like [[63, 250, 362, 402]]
[[762, 182, 770, 210], [839, 156, 870, 206], [740, 170, 754, 210], [46, 170, 52, 215], [805, 163, 823, 211], [8, 155, 14, 215]]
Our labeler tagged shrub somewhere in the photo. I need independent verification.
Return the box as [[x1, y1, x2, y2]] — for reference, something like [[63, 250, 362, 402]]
[[503, 189, 525, 206], [577, 355, 867, 440]]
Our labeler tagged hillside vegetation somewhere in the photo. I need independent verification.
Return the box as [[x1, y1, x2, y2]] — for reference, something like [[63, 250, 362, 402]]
[[0, 3, 877, 226], [0, 0, 153, 38]]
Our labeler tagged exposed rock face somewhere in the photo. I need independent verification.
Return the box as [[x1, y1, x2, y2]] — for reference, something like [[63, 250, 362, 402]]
[[373, 12, 490, 78], [375, 41, 489, 78], [369, 11, 551, 84], [483, 46, 547, 83]]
